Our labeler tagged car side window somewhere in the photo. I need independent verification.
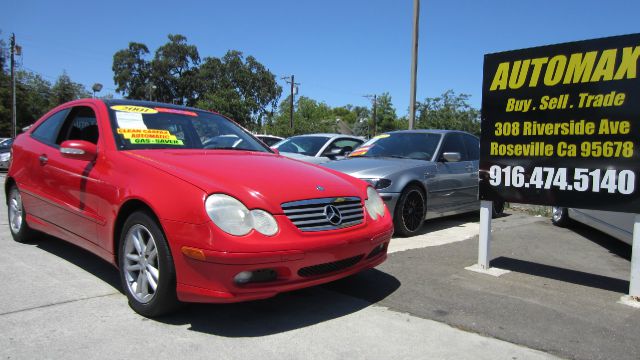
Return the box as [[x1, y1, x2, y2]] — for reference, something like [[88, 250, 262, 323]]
[[31, 109, 70, 146], [56, 107, 99, 145], [463, 135, 480, 161], [439, 133, 468, 161]]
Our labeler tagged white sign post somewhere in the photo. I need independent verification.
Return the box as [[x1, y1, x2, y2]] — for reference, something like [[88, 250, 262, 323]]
[[620, 214, 640, 308], [466, 200, 509, 276]]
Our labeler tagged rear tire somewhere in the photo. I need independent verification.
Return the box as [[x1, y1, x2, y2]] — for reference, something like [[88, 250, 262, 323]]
[[7, 185, 37, 243], [551, 206, 570, 227], [393, 185, 426, 237], [492, 200, 505, 218], [119, 211, 180, 317]]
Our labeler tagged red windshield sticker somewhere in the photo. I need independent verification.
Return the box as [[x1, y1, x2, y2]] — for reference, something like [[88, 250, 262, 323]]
[[349, 146, 371, 157], [155, 107, 198, 117]]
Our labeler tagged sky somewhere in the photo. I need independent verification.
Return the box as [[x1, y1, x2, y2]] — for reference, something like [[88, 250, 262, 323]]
[[2, 0, 639, 116]]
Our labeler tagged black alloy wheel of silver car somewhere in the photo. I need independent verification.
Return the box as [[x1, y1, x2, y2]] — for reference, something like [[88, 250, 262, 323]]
[[551, 206, 570, 227], [119, 210, 179, 317], [7, 185, 36, 243], [394, 184, 426, 237]]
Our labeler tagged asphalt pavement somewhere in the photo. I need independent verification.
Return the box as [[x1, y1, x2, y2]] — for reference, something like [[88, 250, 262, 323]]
[[1, 173, 638, 359]]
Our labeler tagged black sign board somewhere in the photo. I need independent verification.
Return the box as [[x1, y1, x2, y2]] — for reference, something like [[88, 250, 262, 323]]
[[480, 33, 640, 213]]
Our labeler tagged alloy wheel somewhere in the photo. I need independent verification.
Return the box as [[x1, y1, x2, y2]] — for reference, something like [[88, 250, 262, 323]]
[[402, 190, 425, 232], [123, 224, 160, 304], [8, 189, 23, 234], [552, 207, 564, 222]]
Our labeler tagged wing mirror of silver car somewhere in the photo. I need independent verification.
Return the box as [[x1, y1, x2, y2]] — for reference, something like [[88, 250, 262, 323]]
[[60, 140, 97, 162], [442, 152, 461, 162]]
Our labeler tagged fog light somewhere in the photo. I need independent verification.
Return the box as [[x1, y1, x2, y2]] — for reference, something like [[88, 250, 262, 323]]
[[234, 271, 253, 284]]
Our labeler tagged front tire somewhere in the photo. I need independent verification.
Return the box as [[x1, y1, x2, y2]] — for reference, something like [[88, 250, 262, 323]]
[[393, 185, 426, 237], [7, 185, 36, 243], [119, 211, 179, 317], [551, 206, 570, 227]]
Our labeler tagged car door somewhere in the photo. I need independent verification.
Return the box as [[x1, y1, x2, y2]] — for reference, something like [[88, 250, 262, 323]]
[[462, 133, 481, 210], [431, 133, 477, 214], [19, 108, 70, 222], [33, 105, 103, 243]]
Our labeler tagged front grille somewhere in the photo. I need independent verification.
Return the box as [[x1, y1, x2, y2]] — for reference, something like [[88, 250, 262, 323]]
[[282, 197, 364, 232], [298, 255, 364, 278]]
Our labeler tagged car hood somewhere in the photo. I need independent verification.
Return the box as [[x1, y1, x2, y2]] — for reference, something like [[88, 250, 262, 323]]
[[280, 152, 330, 164], [323, 157, 430, 178], [123, 150, 363, 214]]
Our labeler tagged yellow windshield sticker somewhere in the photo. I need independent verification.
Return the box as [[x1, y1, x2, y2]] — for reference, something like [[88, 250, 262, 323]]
[[111, 105, 158, 114], [117, 128, 184, 146], [129, 138, 184, 145]]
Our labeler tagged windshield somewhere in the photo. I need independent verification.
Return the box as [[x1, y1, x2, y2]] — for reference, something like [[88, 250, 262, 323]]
[[349, 132, 442, 160], [0, 139, 13, 149], [107, 104, 269, 152], [273, 136, 329, 156]]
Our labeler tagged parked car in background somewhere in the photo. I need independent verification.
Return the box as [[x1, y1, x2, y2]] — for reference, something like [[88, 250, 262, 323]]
[[324, 130, 503, 236], [272, 133, 364, 164], [255, 134, 283, 147], [552, 207, 634, 245], [7, 99, 393, 317], [0, 138, 14, 170]]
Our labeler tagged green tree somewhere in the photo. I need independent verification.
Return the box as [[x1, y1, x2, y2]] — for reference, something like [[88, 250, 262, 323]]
[[112, 42, 150, 99], [196, 50, 281, 130], [415, 90, 480, 135], [50, 71, 90, 107], [266, 96, 338, 137], [151, 34, 200, 105], [375, 92, 398, 134], [17, 71, 51, 125]]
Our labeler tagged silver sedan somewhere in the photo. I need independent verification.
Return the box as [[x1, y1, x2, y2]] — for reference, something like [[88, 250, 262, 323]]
[[273, 133, 364, 164], [324, 130, 503, 236]]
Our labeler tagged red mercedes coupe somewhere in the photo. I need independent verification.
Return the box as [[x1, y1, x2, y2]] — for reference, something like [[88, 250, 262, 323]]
[[6, 99, 393, 317]]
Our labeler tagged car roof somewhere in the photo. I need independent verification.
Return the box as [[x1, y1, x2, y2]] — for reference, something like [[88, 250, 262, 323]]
[[102, 99, 207, 113], [383, 129, 476, 136], [290, 133, 363, 139]]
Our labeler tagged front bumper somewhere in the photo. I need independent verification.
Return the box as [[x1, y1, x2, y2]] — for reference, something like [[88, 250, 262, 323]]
[[164, 212, 394, 303]]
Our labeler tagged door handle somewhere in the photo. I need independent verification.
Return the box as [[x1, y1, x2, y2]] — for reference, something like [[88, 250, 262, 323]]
[[38, 154, 48, 165]]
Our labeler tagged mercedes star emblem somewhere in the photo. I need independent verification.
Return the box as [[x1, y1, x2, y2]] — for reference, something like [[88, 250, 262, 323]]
[[324, 204, 343, 226]]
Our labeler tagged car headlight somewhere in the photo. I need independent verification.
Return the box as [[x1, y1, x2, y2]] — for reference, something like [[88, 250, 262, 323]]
[[364, 186, 386, 220], [205, 194, 278, 236], [362, 178, 392, 190]]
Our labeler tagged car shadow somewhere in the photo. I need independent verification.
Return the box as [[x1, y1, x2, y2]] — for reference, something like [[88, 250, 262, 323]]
[[491, 257, 629, 294], [157, 269, 401, 337], [29, 233, 401, 336], [562, 221, 632, 261], [30, 233, 123, 292], [403, 211, 489, 238]]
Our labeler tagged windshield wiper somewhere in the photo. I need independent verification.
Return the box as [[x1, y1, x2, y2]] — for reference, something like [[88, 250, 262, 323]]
[[382, 155, 409, 159]]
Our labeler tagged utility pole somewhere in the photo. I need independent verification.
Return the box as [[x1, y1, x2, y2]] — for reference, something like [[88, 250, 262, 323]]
[[10, 33, 17, 138], [281, 75, 300, 129], [408, 0, 420, 130], [364, 94, 377, 137]]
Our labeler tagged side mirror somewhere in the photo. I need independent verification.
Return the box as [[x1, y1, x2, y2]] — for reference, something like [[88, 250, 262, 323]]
[[270, 147, 280, 155], [60, 140, 97, 161], [441, 152, 461, 162], [325, 147, 344, 159]]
